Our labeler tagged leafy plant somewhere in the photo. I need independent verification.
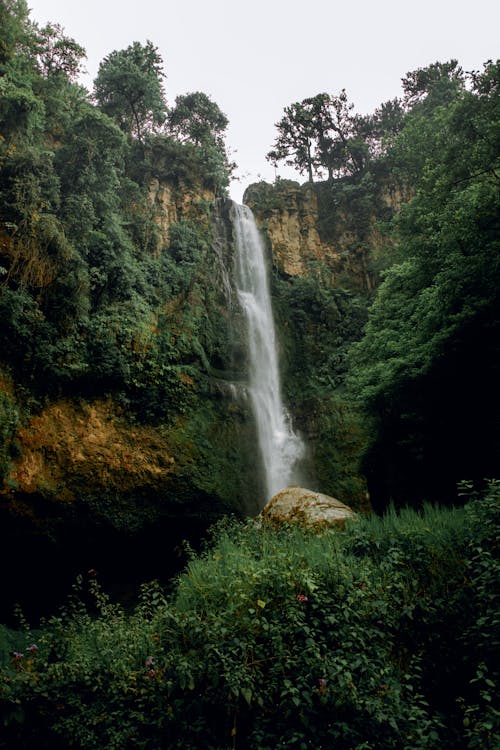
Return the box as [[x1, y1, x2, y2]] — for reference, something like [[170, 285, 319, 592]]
[[2, 485, 497, 749]]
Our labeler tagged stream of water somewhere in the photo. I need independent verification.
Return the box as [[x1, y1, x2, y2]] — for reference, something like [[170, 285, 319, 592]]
[[231, 202, 304, 503]]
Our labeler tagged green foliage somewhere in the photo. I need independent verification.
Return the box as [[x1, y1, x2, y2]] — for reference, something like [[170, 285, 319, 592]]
[[0, 386, 19, 481], [168, 91, 229, 148], [401, 59, 465, 111], [349, 61, 500, 507], [0, 76, 45, 140], [243, 178, 301, 212], [1, 486, 498, 749], [272, 270, 368, 505], [314, 170, 389, 249], [93, 40, 167, 141], [267, 90, 368, 183], [0, 1, 234, 433], [33, 23, 86, 81], [0, 0, 31, 70], [129, 132, 231, 191]]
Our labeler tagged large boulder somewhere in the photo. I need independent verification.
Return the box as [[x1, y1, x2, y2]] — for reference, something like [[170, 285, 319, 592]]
[[261, 485, 356, 527]]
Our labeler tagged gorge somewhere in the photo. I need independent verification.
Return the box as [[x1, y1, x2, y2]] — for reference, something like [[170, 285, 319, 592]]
[[0, 6, 498, 746]]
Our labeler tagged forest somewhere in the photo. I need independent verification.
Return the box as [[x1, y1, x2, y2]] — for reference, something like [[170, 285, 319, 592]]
[[0, 0, 499, 748]]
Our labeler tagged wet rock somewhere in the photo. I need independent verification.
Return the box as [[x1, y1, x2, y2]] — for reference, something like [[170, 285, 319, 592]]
[[261, 485, 356, 527]]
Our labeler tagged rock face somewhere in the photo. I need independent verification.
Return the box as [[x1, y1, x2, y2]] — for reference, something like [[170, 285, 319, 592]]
[[245, 183, 335, 277], [148, 177, 215, 251], [261, 486, 356, 526], [4, 399, 175, 507], [245, 179, 409, 292]]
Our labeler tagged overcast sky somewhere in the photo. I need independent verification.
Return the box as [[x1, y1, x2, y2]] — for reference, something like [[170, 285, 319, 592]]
[[28, 0, 499, 202]]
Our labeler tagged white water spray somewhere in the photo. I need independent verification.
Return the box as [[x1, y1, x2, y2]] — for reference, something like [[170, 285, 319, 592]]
[[231, 202, 304, 502]]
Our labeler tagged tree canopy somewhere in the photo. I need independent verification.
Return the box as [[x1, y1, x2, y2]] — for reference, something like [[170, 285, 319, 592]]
[[267, 91, 368, 182], [93, 40, 167, 141], [349, 60, 500, 507], [168, 91, 228, 148]]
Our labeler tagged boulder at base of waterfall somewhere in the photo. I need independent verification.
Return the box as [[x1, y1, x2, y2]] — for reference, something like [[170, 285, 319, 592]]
[[261, 486, 356, 527]]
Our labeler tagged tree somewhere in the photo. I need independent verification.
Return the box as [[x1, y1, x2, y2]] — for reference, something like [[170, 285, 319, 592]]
[[166, 91, 234, 193], [401, 59, 465, 110], [311, 91, 368, 179], [267, 91, 367, 182], [93, 40, 167, 141], [0, 0, 30, 68], [34, 23, 86, 81], [266, 99, 317, 182], [357, 98, 406, 158], [168, 91, 228, 148], [349, 60, 500, 508]]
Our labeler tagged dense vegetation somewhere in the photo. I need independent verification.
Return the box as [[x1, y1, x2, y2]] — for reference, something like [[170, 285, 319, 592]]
[[0, 0, 233, 411], [0, 2, 499, 747], [0, 0, 253, 621], [349, 60, 500, 508], [1, 482, 498, 749], [255, 58, 500, 508]]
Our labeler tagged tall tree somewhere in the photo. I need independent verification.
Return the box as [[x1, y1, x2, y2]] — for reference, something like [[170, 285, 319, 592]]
[[401, 59, 465, 110], [267, 91, 366, 182], [266, 99, 317, 182], [34, 22, 86, 81], [310, 91, 367, 179], [357, 98, 406, 158], [349, 60, 500, 508], [168, 91, 228, 148], [93, 40, 167, 141], [0, 0, 30, 68]]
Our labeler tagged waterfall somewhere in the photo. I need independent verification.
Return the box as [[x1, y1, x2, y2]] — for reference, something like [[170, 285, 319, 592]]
[[231, 202, 304, 503]]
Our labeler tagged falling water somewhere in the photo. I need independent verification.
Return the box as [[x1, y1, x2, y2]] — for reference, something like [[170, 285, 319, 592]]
[[231, 202, 304, 503]]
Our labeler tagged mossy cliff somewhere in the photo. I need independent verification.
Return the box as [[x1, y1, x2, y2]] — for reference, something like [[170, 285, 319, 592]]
[[1, 164, 386, 619], [242, 175, 409, 510], [0, 182, 264, 619], [244, 175, 408, 291], [0, 2, 410, 615]]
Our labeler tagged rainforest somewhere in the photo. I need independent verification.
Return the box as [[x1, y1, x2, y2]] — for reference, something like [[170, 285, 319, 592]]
[[0, 1, 499, 748]]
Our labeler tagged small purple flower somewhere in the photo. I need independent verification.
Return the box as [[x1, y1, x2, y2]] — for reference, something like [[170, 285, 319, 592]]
[[318, 678, 327, 694], [11, 651, 24, 668], [147, 668, 156, 678], [26, 644, 38, 654], [296, 593, 308, 603], [145, 656, 154, 669]]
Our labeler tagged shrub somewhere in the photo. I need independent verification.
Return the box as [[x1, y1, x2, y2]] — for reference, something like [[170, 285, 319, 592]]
[[0, 485, 498, 749]]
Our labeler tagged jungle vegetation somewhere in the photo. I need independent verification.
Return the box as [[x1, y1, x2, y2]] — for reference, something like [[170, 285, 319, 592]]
[[0, 2, 498, 747]]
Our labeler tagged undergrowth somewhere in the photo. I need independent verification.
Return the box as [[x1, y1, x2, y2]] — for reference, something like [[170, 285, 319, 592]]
[[1, 482, 498, 749]]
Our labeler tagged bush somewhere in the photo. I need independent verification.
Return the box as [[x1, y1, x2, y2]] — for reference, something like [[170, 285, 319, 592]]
[[0, 484, 498, 749]]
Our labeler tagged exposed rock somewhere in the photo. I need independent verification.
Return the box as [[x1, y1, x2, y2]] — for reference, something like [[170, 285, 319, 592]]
[[148, 177, 215, 251], [261, 485, 356, 527], [246, 183, 339, 277], [2, 399, 175, 510], [245, 180, 409, 292]]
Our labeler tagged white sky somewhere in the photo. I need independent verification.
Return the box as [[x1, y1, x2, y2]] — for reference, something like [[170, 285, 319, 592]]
[[27, 0, 499, 203]]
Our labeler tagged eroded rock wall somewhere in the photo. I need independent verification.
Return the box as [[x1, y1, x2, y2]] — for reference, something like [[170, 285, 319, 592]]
[[245, 179, 407, 291]]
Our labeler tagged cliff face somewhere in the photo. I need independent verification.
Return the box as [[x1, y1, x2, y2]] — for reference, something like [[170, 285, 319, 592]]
[[6, 399, 175, 512], [0, 186, 266, 621], [245, 183, 330, 277], [240, 176, 410, 512], [0, 171, 394, 619], [244, 178, 407, 292], [148, 178, 215, 251], [0, 191, 259, 508]]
